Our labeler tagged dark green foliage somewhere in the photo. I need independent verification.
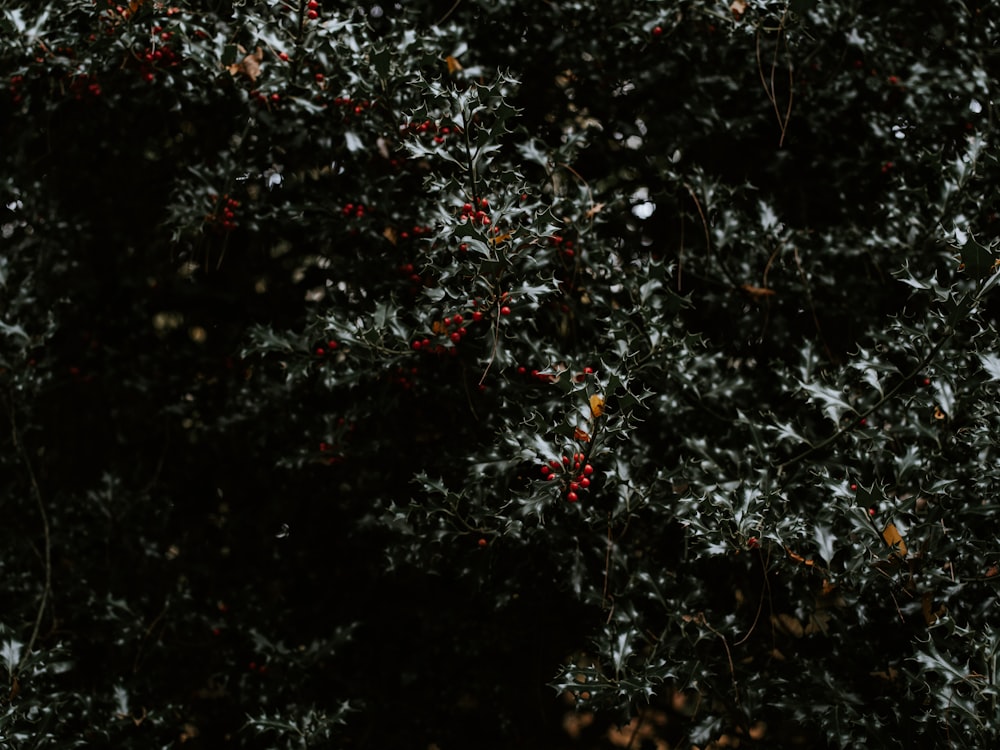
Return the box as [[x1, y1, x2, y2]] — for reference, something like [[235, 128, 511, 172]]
[[2, 1, 1000, 747]]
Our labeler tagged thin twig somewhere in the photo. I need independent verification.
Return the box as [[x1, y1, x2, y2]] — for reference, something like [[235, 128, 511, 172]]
[[602, 514, 613, 608], [6, 393, 52, 679], [734, 548, 770, 647], [700, 614, 739, 705], [686, 184, 711, 262], [792, 245, 835, 362]]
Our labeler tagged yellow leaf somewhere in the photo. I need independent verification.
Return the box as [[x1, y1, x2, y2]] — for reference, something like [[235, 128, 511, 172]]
[[882, 523, 907, 557], [589, 394, 605, 418], [445, 55, 463, 74]]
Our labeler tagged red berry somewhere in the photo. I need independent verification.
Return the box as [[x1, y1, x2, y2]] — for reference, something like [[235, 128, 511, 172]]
[[453, 314, 463, 324], [412, 340, 422, 350], [583, 464, 594, 476], [580, 477, 590, 488], [869, 508, 876, 517], [850, 483, 858, 491], [450, 332, 461, 343], [547, 474, 557, 481], [327, 340, 338, 349], [472, 311, 483, 322], [315, 347, 325, 356], [569, 482, 579, 491], [478, 538, 487, 547], [315, 73, 325, 82], [500, 306, 511, 316], [748, 537, 759, 549], [319, 442, 328, 452], [279, 52, 289, 61], [517, 366, 526, 374], [562, 456, 570, 465], [566, 492, 579, 503], [307, 9, 318, 19], [653, 26, 663, 36], [308, 0, 319, 7], [270, 93, 280, 101], [541, 466, 551, 476]]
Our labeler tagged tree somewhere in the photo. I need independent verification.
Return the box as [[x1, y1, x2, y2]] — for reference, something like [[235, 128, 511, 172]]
[[2, 1, 999, 747]]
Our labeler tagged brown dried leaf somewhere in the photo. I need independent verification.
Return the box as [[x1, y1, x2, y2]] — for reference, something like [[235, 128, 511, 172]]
[[382, 226, 398, 246], [445, 55, 462, 74], [574, 426, 591, 443], [585, 202, 606, 218], [730, 0, 747, 19], [740, 284, 776, 299], [227, 46, 263, 82], [882, 523, 908, 557], [772, 612, 804, 638]]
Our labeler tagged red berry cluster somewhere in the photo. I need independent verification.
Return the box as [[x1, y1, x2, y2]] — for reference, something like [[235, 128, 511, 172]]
[[331, 95, 372, 118], [249, 89, 282, 106], [395, 224, 432, 242], [540, 454, 595, 502], [306, 0, 321, 20], [549, 234, 576, 258], [459, 198, 491, 226], [68, 73, 103, 100], [247, 660, 269, 675], [207, 194, 241, 232], [411, 310, 481, 352], [342, 202, 366, 218], [314, 339, 339, 357], [402, 119, 459, 146], [137, 26, 180, 82], [8, 75, 24, 104]]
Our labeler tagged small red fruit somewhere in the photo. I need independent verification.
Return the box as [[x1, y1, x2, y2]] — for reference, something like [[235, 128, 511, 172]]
[[652, 26, 663, 37], [500, 306, 511, 316], [412, 340, 422, 350], [472, 311, 483, 322], [315, 73, 325, 82], [850, 483, 858, 491], [450, 332, 461, 343], [278, 52, 289, 61], [566, 492, 579, 503], [307, 9, 319, 19], [583, 464, 594, 476], [327, 340, 338, 349], [478, 538, 487, 547], [580, 477, 590, 488], [748, 537, 759, 549]]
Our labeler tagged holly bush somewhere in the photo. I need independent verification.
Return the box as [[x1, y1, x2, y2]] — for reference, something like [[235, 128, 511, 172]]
[[2, 0, 1000, 747]]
